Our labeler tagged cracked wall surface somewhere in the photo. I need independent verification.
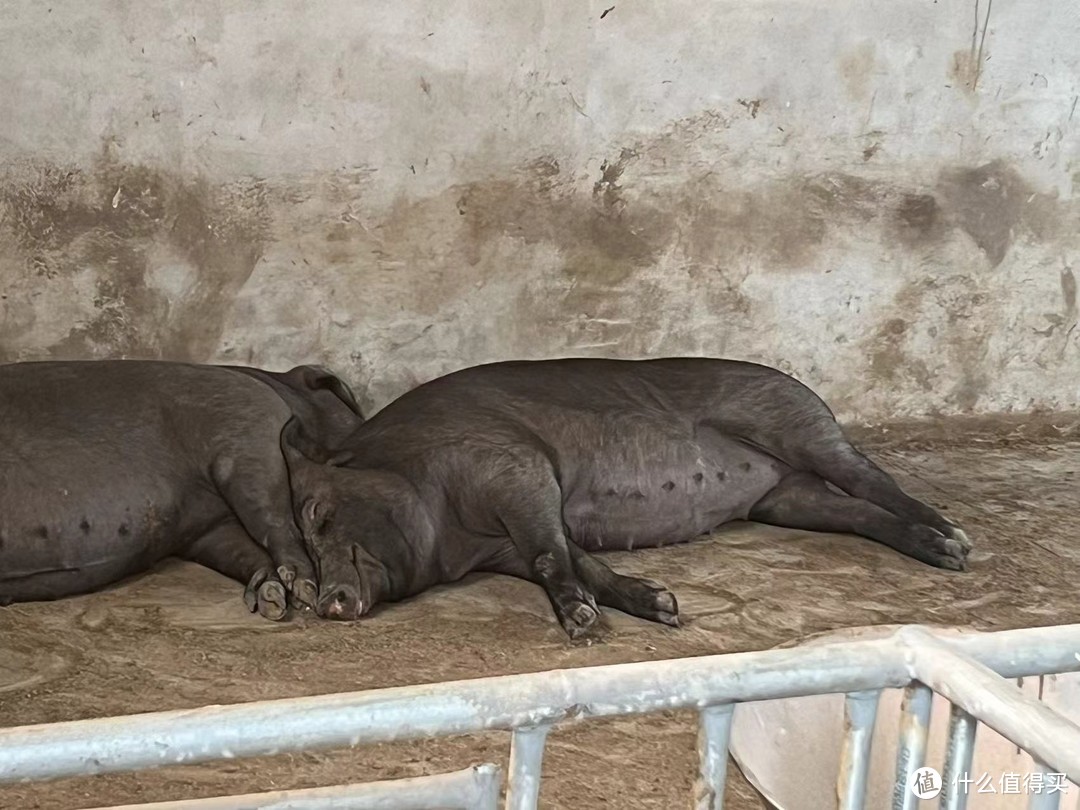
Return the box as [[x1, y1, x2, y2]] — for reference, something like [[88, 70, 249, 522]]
[[0, 0, 1077, 420]]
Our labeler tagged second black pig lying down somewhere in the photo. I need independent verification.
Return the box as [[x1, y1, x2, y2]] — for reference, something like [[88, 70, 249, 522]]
[[0, 360, 365, 617], [282, 357, 972, 638]]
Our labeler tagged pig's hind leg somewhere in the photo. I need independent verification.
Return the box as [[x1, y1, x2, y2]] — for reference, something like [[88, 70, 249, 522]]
[[748, 471, 968, 570], [567, 543, 680, 627], [704, 370, 972, 557]]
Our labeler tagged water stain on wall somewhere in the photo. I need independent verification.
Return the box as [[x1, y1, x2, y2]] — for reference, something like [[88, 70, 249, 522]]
[[838, 41, 877, 101], [868, 313, 933, 392], [893, 194, 945, 247], [935, 160, 1059, 267], [452, 151, 674, 286], [0, 155, 268, 362], [290, 147, 1071, 380], [862, 272, 998, 411], [1, 132, 1072, 418], [948, 49, 979, 91]]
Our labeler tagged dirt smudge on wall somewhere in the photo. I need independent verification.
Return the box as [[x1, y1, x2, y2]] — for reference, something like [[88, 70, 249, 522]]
[[838, 41, 877, 101], [1062, 266, 1078, 313], [948, 49, 979, 91], [452, 151, 674, 286], [2, 136, 1073, 420], [0, 156, 268, 362], [893, 194, 944, 247], [862, 274, 996, 411], [868, 314, 933, 391], [935, 160, 1058, 267]]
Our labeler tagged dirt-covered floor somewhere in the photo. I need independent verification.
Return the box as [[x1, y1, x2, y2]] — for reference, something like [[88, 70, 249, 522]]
[[1, 413, 1078, 809]]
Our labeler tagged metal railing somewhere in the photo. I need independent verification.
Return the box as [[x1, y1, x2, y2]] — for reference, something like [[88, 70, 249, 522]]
[[1, 623, 1079, 809]]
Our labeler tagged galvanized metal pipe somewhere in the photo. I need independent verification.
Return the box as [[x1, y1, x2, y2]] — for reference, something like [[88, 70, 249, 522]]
[[900, 626, 1080, 779], [892, 683, 933, 810], [946, 625, 1080, 679], [1027, 762, 1065, 810], [1028, 791, 1063, 810], [5, 621, 1080, 803], [82, 764, 503, 810], [505, 724, 550, 810], [694, 703, 734, 809], [837, 689, 880, 810], [0, 634, 911, 783], [939, 705, 977, 810]]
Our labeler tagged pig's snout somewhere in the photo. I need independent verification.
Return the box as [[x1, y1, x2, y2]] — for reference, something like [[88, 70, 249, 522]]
[[317, 586, 362, 621]]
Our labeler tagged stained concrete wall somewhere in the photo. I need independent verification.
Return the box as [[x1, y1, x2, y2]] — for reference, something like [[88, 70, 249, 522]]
[[0, 0, 1077, 420]]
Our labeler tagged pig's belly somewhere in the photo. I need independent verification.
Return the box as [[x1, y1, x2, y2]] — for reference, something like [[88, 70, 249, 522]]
[[0, 474, 188, 601], [561, 433, 788, 551]]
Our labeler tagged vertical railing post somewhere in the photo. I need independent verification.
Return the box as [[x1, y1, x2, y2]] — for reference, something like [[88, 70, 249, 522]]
[[694, 703, 735, 809], [1027, 762, 1063, 810], [505, 724, 551, 810], [939, 705, 977, 810], [838, 689, 881, 810], [892, 683, 933, 810]]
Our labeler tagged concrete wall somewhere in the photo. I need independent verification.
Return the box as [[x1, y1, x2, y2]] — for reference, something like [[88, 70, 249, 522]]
[[1, 0, 1077, 420]]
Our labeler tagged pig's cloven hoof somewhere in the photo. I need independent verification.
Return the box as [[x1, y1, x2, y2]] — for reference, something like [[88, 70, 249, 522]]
[[276, 564, 318, 610], [244, 567, 288, 620], [912, 525, 969, 572], [258, 580, 288, 621], [559, 600, 600, 639], [947, 525, 974, 554], [293, 578, 319, 611], [612, 575, 681, 627]]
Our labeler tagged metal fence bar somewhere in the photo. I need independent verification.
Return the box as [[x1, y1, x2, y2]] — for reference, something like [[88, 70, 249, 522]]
[[837, 689, 880, 810], [6, 623, 1080, 808], [0, 634, 913, 783], [1027, 762, 1064, 810], [693, 703, 735, 810], [1029, 793, 1063, 810], [11, 622, 1080, 786], [81, 764, 503, 810], [939, 705, 977, 810], [945, 624, 1080, 679], [505, 724, 550, 810], [900, 626, 1080, 779], [892, 683, 933, 810]]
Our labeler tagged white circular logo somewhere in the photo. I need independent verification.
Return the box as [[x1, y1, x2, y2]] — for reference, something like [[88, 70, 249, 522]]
[[908, 766, 942, 799]]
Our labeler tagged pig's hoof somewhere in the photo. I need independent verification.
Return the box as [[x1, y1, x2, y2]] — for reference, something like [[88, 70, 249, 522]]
[[652, 589, 681, 628], [641, 586, 681, 627], [276, 565, 317, 610], [913, 526, 969, 572], [293, 578, 318, 611], [560, 601, 600, 640], [244, 568, 277, 613], [607, 575, 681, 627], [947, 526, 974, 554], [258, 580, 288, 621], [940, 538, 969, 571], [276, 564, 296, 587]]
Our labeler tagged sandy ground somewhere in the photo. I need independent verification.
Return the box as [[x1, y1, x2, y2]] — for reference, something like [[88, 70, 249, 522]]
[[1, 413, 1078, 809]]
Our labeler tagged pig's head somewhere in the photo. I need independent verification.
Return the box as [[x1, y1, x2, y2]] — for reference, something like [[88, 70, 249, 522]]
[[279, 417, 421, 621]]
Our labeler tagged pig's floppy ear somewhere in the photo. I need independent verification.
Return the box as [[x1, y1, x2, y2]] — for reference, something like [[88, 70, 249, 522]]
[[285, 365, 365, 419], [279, 416, 353, 467]]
